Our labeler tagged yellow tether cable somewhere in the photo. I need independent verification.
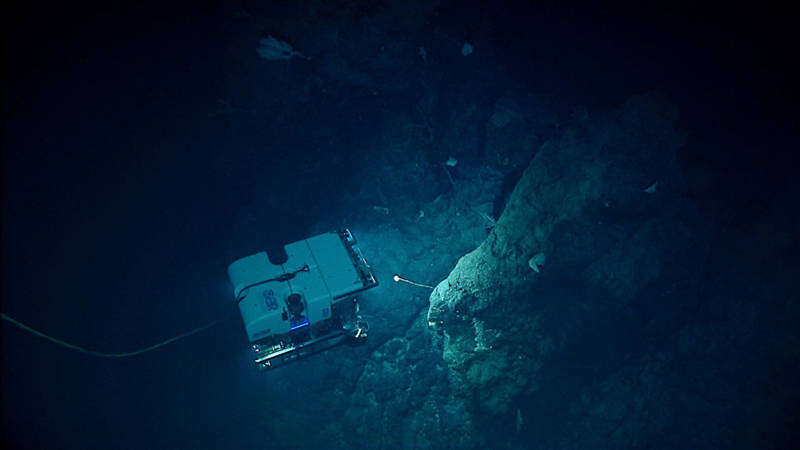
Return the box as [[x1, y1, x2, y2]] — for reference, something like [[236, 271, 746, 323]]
[[1, 313, 223, 358]]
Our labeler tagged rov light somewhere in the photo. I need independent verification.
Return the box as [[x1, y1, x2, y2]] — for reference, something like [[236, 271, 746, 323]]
[[392, 274, 434, 289]]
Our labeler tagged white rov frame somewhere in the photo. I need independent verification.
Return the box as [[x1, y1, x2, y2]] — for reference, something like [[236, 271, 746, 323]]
[[227, 229, 377, 369]]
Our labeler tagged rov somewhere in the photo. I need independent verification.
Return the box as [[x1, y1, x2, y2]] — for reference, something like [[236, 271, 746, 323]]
[[228, 229, 378, 369]]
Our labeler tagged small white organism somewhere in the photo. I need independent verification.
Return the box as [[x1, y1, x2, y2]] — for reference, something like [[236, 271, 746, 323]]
[[445, 156, 458, 167], [462, 42, 474, 56], [644, 181, 658, 194], [528, 252, 547, 273]]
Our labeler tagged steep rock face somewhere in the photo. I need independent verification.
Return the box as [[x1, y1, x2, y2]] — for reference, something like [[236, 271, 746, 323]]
[[427, 93, 701, 416]]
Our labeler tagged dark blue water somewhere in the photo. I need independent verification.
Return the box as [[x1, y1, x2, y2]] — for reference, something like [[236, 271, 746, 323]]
[[3, 1, 797, 448]]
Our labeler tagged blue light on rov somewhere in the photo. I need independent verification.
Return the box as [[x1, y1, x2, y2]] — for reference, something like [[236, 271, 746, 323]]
[[290, 318, 309, 331]]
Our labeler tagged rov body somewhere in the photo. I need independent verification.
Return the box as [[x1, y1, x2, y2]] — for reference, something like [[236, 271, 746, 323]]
[[227, 229, 377, 369]]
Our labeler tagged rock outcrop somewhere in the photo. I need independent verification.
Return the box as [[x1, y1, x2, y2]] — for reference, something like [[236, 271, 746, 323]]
[[427, 93, 702, 418]]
